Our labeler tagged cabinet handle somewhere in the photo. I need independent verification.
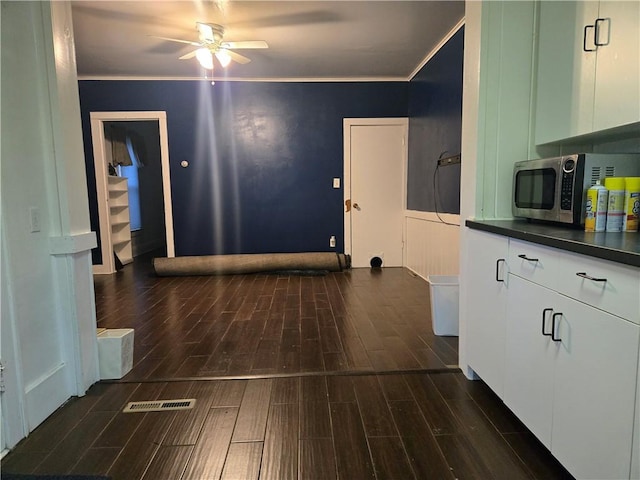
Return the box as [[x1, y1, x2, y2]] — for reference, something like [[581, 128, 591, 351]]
[[518, 254, 538, 262], [551, 313, 562, 343], [583, 24, 597, 52], [576, 272, 607, 282], [542, 308, 553, 336], [594, 18, 610, 46], [495, 258, 505, 282]]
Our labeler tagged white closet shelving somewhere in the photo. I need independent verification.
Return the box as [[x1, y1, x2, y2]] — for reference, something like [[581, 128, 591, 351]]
[[107, 175, 133, 265]]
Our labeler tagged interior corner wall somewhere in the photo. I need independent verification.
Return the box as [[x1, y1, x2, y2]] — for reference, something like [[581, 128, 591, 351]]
[[79, 81, 408, 260], [407, 26, 464, 214]]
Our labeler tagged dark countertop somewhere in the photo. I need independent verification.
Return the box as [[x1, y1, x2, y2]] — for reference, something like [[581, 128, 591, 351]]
[[466, 219, 640, 267]]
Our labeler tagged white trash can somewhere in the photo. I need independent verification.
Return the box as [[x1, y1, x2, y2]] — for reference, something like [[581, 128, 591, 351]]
[[427, 275, 459, 336], [97, 328, 134, 379]]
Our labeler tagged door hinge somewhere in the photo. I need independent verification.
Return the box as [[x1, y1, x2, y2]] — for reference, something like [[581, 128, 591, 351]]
[[0, 360, 5, 393]]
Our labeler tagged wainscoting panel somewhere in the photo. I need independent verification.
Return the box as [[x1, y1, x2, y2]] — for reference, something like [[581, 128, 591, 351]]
[[404, 211, 460, 281]]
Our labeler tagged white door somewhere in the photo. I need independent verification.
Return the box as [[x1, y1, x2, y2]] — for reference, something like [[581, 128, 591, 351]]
[[551, 295, 638, 480], [344, 119, 407, 268], [504, 275, 558, 449]]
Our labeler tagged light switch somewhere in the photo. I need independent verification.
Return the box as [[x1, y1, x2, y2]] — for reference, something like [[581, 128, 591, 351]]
[[333, 178, 340, 189], [29, 207, 41, 232]]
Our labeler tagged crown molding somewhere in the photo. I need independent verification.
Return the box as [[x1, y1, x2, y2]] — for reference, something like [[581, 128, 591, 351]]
[[77, 75, 408, 83], [408, 17, 465, 81]]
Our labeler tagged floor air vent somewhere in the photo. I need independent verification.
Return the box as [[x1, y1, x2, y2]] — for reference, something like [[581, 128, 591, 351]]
[[123, 399, 196, 413]]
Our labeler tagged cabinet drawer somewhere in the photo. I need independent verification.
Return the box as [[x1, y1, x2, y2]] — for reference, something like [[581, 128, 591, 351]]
[[508, 239, 559, 290], [557, 251, 640, 323]]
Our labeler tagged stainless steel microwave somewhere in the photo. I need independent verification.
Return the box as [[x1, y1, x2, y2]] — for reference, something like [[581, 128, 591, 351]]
[[512, 153, 640, 225]]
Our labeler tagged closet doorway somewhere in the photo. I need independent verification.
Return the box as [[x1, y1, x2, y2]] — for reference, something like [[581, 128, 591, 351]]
[[90, 111, 174, 274]]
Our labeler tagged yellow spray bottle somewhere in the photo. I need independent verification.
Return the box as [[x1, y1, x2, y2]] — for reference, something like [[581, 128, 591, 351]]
[[622, 177, 640, 232], [585, 180, 608, 232]]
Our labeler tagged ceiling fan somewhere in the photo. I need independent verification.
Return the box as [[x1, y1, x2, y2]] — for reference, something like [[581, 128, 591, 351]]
[[154, 22, 268, 70]]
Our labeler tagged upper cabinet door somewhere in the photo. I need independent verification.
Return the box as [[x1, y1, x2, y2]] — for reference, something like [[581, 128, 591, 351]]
[[534, 1, 639, 145], [535, 1, 598, 145], [592, 1, 640, 133]]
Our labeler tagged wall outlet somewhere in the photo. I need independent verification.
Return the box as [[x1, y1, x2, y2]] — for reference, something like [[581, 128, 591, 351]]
[[437, 154, 461, 167], [329, 235, 336, 248], [333, 178, 340, 189]]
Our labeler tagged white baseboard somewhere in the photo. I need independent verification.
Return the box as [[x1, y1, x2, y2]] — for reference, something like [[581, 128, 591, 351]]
[[25, 363, 72, 431]]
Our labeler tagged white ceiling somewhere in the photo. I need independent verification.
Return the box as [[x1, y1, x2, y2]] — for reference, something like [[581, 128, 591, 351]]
[[71, 1, 465, 81]]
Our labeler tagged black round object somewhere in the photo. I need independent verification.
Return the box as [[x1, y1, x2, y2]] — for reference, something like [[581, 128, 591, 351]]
[[370, 256, 383, 268]]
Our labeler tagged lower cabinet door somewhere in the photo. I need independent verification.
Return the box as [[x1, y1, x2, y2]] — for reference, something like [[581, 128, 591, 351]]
[[551, 295, 640, 480], [504, 275, 558, 449], [466, 229, 509, 397]]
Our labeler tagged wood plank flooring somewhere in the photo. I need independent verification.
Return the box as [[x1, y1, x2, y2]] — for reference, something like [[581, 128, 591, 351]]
[[2, 372, 574, 480], [2, 257, 574, 479], [92, 257, 458, 380]]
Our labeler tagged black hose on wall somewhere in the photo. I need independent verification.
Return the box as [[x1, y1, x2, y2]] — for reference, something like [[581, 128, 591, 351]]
[[152, 252, 351, 276]]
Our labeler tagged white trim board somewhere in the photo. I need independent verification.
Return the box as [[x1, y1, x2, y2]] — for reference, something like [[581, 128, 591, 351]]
[[409, 19, 466, 81], [78, 75, 408, 83], [90, 111, 175, 274]]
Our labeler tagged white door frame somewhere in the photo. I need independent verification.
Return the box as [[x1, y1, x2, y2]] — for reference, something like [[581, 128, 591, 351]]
[[90, 111, 175, 274], [343, 117, 408, 259]]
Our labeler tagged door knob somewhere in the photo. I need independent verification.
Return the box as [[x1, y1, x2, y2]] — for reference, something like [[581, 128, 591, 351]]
[[353, 203, 361, 211]]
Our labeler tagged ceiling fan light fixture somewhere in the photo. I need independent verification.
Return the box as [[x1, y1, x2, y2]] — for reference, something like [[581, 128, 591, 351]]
[[215, 49, 232, 68], [195, 48, 214, 70]]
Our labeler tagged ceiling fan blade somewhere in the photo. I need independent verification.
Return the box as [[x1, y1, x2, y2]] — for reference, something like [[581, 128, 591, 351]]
[[149, 35, 200, 47], [223, 40, 268, 50], [178, 50, 199, 60], [227, 50, 251, 65]]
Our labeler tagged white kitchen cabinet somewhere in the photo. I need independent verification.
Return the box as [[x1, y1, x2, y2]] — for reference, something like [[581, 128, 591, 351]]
[[631, 349, 640, 480], [535, 1, 640, 144], [592, 1, 640, 134], [551, 293, 639, 480], [504, 275, 557, 448], [465, 229, 509, 398], [108, 175, 133, 265], [503, 240, 640, 480]]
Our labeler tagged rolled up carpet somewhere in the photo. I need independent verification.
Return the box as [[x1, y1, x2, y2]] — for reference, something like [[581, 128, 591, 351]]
[[152, 252, 351, 276]]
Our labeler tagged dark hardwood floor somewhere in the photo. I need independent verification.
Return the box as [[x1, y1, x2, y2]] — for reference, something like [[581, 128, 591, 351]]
[[2, 256, 574, 479], [93, 256, 458, 380]]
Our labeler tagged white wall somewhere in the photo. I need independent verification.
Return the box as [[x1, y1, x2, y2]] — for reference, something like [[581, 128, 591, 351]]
[[404, 211, 459, 281], [459, 1, 538, 378], [1, 1, 98, 449]]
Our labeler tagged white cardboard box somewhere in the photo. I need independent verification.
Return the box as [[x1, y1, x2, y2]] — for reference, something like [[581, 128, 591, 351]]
[[97, 328, 134, 379]]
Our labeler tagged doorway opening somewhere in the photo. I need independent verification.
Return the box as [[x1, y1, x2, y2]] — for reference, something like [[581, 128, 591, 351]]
[[90, 112, 174, 274]]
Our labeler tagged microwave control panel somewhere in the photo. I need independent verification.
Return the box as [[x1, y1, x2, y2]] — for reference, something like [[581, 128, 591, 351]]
[[560, 158, 576, 210]]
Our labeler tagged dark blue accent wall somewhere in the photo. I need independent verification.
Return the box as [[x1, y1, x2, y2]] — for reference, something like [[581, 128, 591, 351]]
[[79, 81, 407, 259], [407, 27, 464, 214]]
